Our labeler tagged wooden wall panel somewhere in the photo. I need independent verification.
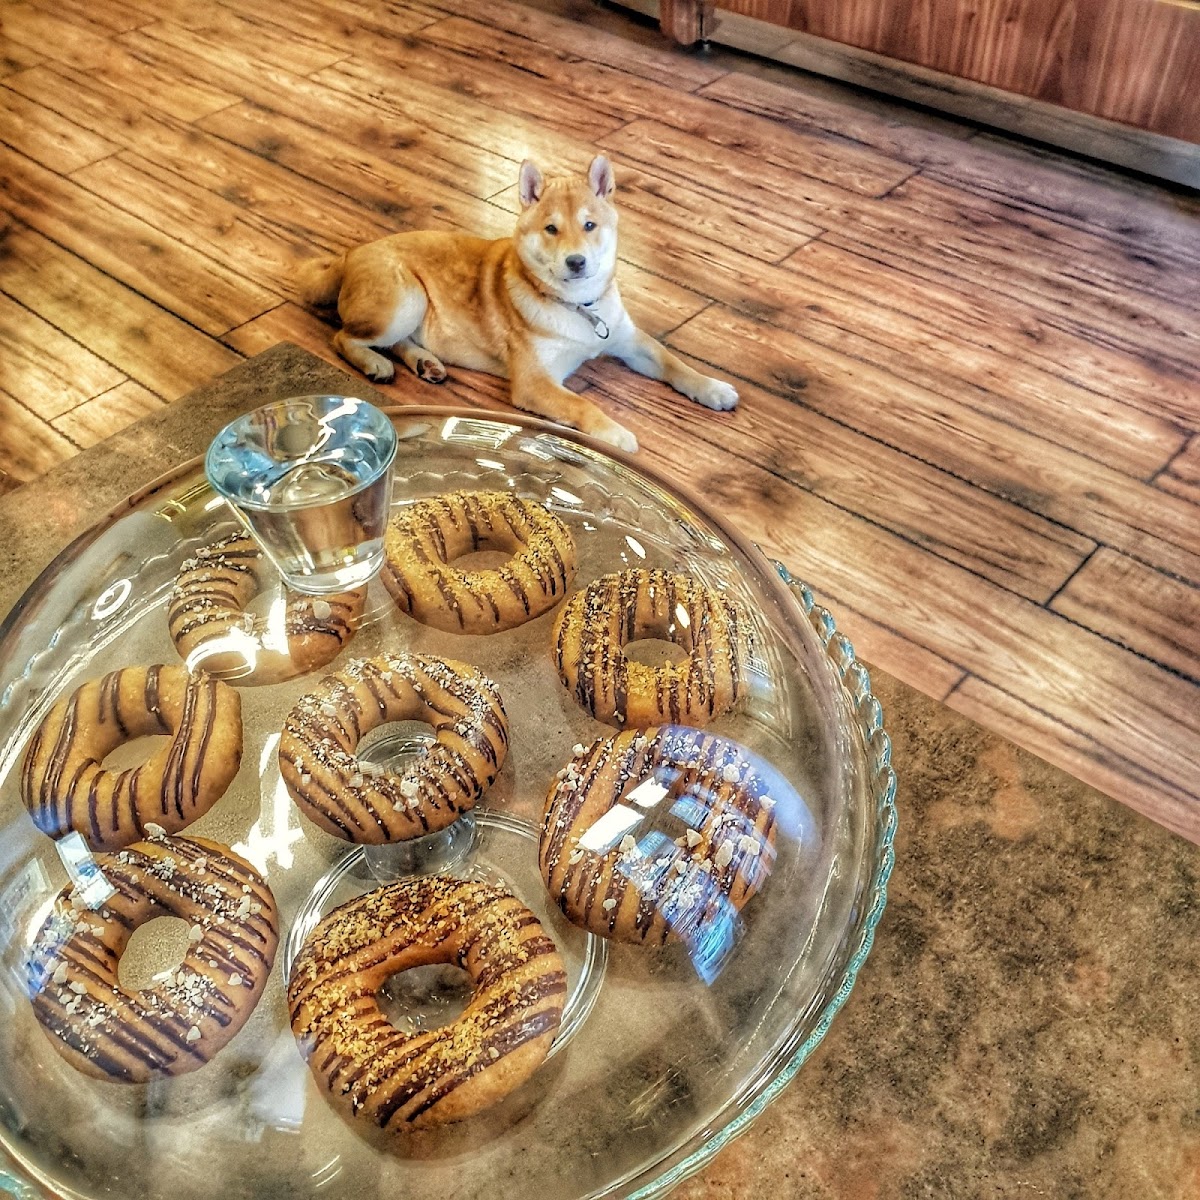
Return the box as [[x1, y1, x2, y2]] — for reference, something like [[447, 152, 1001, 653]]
[[711, 0, 1200, 140]]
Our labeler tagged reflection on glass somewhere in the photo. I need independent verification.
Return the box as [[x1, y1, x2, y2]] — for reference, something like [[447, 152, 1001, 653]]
[[206, 396, 396, 595]]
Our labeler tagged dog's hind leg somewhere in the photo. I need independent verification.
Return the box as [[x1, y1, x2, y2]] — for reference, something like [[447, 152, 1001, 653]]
[[334, 255, 429, 384], [332, 330, 396, 383]]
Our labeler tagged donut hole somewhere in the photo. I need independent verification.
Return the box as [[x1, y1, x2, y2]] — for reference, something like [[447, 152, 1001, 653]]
[[377, 963, 472, 1033], [101, 735, 172, 771], [358, 720, 437, 770], [117, 915, 192, 991], [623, 639, 690, 668], [447, 549, 514, 573]]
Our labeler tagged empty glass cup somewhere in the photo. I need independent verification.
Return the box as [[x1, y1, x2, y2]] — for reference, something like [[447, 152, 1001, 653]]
[[205, 395, 396, 594]]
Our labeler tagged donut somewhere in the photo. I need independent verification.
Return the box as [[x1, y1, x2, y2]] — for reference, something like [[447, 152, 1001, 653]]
[[552, 569, 751, 728], [288, 876, 566, 1129], [279, 654, 509, 844], [539, 726, 777, 947], [25, 834, 279, 1083], [381, 491, 576, 634], [21, 665, 242, 852], [168, 532, 365, 685]]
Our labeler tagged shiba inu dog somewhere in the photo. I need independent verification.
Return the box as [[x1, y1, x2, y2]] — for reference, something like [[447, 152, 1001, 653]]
[[296, 155, 738, 453]]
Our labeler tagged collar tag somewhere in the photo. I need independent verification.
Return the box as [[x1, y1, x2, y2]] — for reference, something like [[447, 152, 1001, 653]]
[[575, 303, 609, 340]]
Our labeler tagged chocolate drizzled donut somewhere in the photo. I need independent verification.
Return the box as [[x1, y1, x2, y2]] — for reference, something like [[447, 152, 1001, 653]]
[[168, 532, 365, 685], [552, 569, 751, 728], [278, 654, 509, 843], [288, 877, 566, 1130], [381, 491, 576, 634], [21, 665, 242, 852], [540, 726, 777, 946], [26, 834, 279, 1083]]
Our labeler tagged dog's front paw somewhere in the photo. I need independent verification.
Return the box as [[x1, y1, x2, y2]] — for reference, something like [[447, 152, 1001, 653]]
[[691, 376, 739, 411], [591, 420, 639, 454]]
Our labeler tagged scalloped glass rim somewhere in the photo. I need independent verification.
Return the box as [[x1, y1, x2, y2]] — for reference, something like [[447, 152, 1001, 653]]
[[0, 405, 897, 1200], [624, 561, 898, 1199]]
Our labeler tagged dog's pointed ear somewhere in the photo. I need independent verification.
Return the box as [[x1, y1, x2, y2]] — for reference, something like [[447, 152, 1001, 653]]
[[518, 159, 544, 208], [587, 155, 615, 199]]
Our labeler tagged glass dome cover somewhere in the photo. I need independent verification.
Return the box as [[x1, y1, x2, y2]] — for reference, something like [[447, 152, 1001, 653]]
[[0, 406, 895, 1199]]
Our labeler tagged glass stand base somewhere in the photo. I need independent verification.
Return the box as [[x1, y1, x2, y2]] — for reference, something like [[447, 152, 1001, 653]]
[[362, 814, 478, 882]]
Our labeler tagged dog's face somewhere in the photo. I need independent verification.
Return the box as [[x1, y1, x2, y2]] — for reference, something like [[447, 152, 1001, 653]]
[[513, 156, 618, 302]]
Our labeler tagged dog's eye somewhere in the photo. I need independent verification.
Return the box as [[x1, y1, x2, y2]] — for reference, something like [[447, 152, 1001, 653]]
[[583, 220, 596, 232], [544, 224, 558, 235]]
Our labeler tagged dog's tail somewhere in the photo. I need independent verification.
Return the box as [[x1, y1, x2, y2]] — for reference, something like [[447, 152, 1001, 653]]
[[295, 252, 346, 307]]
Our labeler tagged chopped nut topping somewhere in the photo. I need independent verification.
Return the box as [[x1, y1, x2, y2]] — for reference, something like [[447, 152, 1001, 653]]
[[186, 1026, 202, 1043]]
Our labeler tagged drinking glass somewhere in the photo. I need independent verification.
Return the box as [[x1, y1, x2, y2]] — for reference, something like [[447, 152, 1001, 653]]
[[205, 395, 396, 594]]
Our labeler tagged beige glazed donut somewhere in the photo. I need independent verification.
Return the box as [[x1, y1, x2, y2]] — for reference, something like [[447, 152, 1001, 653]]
[[552, 569, 752, 728], [168, 532, 365, 685], [279, 654, 509, 843], [382, 490, 577, 634], [21, 664, 242, 852], [540, 726, 777, 946], [26, 834, 279, 1083], [288, 876, 566, 1130]]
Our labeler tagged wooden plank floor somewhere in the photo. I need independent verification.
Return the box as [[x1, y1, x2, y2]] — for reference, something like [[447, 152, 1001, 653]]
[[2, 0, 1199, 840]]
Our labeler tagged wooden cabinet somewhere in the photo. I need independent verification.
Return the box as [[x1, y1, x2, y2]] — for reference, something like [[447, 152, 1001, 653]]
[[658, 0, 1200, 141]]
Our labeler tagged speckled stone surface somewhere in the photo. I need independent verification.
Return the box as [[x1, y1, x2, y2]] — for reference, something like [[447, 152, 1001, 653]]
[[2, 346, 1197, 1198]]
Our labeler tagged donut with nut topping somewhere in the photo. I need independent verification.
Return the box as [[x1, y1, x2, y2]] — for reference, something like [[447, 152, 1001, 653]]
[[168, 531, 365, 685], [288, 876, 566, 1129], [552, 569, 751, 728], [26, 834, 278, 1083], [278, 654, 509, 844], [540, 726, 777, 946], [382, 491, 576, 634]]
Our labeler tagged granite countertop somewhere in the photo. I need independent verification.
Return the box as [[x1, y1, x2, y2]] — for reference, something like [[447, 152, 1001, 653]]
[[1, 346, 1196, 1199]]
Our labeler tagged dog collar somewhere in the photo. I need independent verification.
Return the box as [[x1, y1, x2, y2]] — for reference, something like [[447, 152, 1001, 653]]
[[571, 300, 610, 340]]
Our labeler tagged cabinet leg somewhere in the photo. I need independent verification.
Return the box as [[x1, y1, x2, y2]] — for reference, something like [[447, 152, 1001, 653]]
[[659, 0, 713, 46]]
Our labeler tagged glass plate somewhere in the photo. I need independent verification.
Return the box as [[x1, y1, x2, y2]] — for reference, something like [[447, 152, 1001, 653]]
[[0, 407, 895, 1199]]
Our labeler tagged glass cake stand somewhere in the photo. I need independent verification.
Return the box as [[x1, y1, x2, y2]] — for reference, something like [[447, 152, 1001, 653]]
[[0, 407, 896, 1200]]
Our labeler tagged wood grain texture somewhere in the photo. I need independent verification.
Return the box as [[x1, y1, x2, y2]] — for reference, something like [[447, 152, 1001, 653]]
[[0, 84, 119, 173], [946, 675, 1200, 846], [421, 15, 913, 196], [51, 380, 165, 448], [576, 360, 1095, 604], [0, 225, 241, 398], [0, 291, 124, 418], [1156, 438, 1200, 508], [0, 0, 1197, 841], [0, 142, 279, 334], [695, 68, 977, 167], [0, 387, 78, 481], [666, 305, 1200, 586], [713, 0, 1200, 140], [1050, 550, 1200, 684]]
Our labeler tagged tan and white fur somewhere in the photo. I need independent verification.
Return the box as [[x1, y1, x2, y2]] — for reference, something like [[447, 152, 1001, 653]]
[[296, 156, 737, 453]]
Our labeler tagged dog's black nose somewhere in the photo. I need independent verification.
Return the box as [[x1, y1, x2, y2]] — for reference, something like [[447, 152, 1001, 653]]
[[565, 254, 587, 274]]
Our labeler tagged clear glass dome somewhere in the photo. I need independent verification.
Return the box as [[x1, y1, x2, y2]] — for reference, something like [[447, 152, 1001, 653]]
[[0, 407, 894, 1199]]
